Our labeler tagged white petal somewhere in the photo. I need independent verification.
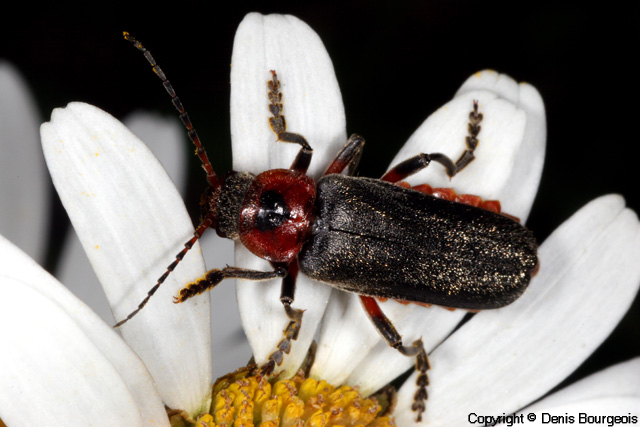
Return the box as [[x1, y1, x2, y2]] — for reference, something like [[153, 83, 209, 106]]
[[389, 70, 545, 221], [41, 103, 211, 415], [124, 111, 187, 195], [58, 112, 187, 326], [317, 71, 545, 391], [122, 111, 253, 378], [524, 357, 640, 413], [231, 12, 346, 377], [0, 61, 48, 264], [456, 70, 546, 221], [230, 12, 346, 176], [58, 230, 113, 322], [395, 195, 640, 426], [344, 301, 465, 395], [0, 235, 168, 426], [312, 292, 464, 390], [0, 278, 143, 426], [311, 291, 384, 384], [199, 232, 254, 378]]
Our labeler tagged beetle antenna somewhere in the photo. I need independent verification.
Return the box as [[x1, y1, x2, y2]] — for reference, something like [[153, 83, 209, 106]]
[[115, 33, 220, 328], [123, 32, 219, 188], [114, 215, 215, 328]]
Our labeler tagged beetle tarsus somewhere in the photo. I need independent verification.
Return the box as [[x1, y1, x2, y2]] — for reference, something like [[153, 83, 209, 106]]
[[359, 296, 431, 422], [406, 339, 430, 422], [259, 360, 276, 376], [450, 99, 483, 177], [267, 70, 313, 173], [174, 265, 287, 304], [382, 100, 483, 182], [395, 339, 430, 421], [260, 302, 304, 376]]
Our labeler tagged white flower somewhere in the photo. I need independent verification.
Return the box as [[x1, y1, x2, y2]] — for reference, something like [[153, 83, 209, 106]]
[[56, 111, 191, 325], [1, 13, 638, 427], [229, 13, 640, 426], [0, 62, 209, 424], [0, 234, 171, 425], [0, 96, 210, 424], [40, 102, 213, 416]]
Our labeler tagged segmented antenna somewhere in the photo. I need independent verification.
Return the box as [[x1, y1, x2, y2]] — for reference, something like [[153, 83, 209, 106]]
[[122, 32, 219, 188], [114, 33, 220, 328], [113, 216, 214, 328]]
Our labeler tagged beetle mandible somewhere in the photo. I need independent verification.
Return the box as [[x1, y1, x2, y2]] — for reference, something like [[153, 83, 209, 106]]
[[116, 32, 539, 422]]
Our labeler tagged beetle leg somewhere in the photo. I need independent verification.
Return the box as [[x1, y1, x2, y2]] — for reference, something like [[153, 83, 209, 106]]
[[323, 134, 366, 176], [382, 100, 483, 181], [381, 153, 436, 182], [382, 151, 475, 182], [453, 99, 483, 174], [360, 295, 430, 422], [267, 70, 313, 173], [173, 265, 288, 303], [260, 260, 305, 376]]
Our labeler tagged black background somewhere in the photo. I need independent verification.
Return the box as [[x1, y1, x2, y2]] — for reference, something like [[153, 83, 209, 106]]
[[2, 1, 638, 404]]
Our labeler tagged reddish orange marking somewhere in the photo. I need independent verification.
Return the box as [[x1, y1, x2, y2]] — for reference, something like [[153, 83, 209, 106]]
[[377, 296, 434, 309], [361, 295, 384, 317], [432, 188, 455, 201], [530, 261, 541, 277], [412, 183, 433, 194], [479, 200, 501, 213], [456, 194, 482, 207], [393, 180, 524, 221]]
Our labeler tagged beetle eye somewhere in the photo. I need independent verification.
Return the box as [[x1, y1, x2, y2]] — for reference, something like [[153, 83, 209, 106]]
[[256, 190, 290, 231]]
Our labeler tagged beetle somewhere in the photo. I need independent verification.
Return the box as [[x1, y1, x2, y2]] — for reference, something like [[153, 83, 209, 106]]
[[116, 33, 538, 422]]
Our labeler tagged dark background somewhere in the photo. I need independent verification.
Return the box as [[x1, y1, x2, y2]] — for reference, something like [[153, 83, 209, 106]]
[[2, 1, 638, 403]]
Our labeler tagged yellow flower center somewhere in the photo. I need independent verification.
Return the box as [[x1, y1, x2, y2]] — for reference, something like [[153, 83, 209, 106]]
[[171, 368, 395, 427]]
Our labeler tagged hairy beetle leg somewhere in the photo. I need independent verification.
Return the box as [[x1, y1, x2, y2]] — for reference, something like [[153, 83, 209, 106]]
[[173, 265, 287, 303], [379, 100, 513, 222], [268, 70, 313, 173], [175, 264, 296, 375], [259, 72, 313, 376], [260, 303, 304, 376], [360, 295, 430, 422], [454, 99, 483, 175], [381, 152, 461, 183], [382, 152, 500, 210], [404, 341, 430, 422], [382, 100, 483, 182], [323, 134, 366, 176], [261, 260, 305, 376], [264, 74, 370, 376]]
